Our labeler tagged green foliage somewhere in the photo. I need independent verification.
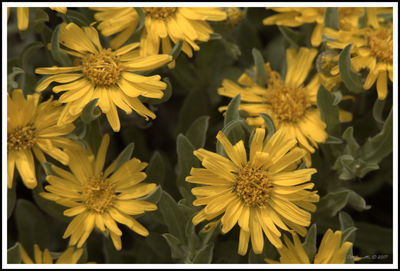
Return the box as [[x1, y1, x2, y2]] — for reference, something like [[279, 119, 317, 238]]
[[7, 242, 22, 264], [339, 44, 364, 93], [324, 8, 339, 30]]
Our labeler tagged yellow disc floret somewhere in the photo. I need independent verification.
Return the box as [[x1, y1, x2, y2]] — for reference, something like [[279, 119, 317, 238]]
[[368, 27, 393, 63], [83, 175, 114, 213], [7, 125, 36, 151], [235, 165, 271, 207], [142, 7, 178, 19], [82, 48, 122, 86]]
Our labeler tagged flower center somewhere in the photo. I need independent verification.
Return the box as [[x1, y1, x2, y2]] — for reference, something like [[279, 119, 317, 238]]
[[368, 28, 393, 63], [7, 125, 36, 151], [83, 175, 114, 213], [82, 48, 122, 86], [142, 7, 178, 19], [235, 165, 271, 207], [267, 83, 311, 122]]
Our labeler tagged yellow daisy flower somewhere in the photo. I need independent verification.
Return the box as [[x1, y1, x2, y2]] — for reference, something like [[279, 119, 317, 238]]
[[7, 7, 67, 31], [224, 7, 245, 27], [265, 229, 353, 264], [263, 7, 363, 46], [90, 7, 140, 50], [186, 128, 319, 255], [35, 22, 172, 132], [7, 89, 75, 189], [218, 47, 328, 164], [20, 244, 84, 264], [92, 7, 227, 65], [40, 134, 158, 250], [324, 9, 393, 100]]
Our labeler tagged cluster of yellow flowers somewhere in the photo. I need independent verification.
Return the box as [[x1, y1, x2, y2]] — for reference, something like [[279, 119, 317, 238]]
[[7, 6, 392, 265]]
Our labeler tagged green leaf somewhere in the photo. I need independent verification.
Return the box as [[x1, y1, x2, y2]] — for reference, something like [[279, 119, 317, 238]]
[[65, 9, 90, 26], [7, 67, 25, 91], [224, 94, 241, 126], [76, 246, 88, 264], [192, 243, 214, 264], [113, 142, 135, 173], [317, 84, 341, 137], [355, 222, 392, 254], [252, 48, 268, 86], [342, 127, 360, 155], [15, 199, 50, 257], [7, 242, 22, 264], [358, 8, 368, 28], [341, 227, 357, 245], [80, 99, 101, 124], [134, 7, 146, 33], [185, 115, 210, 149], [209, 33, 222, 40], [360, 109, 393, 164], [169, 40, 183, 60], [324, 135, 344, 144], [7, 181, 17, 220], [158, 191, 187, 243], [372, 98, 386, 124], [324, 7, 339, 30], [176, 134, 199, 200], [302, 224, 317, 262], [19, 41, 43, 71], [339, 211, 354, 231], [278, 26, 305, 47], [339, 44, 364, 93], [185, 219, 201, 251], [346, 189, 371, 211], [140, 77, 173, 105], [219, 38, 241, 60], [84, 118, 102, 157], [162, 233, 185, 259], [177, 90, 208, 134], [314, 190, 350, 218], [260, 113, 276, 138], [51, 23, 72, 66], [146, 152, 165, 185], [30, 8, 50, 32]]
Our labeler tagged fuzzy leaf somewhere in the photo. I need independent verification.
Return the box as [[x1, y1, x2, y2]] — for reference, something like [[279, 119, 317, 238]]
[[146, 152, 165, 185], [159, 191, 187, 243], [317, 84, 341, 137], [260, 113, 276, 138], [252, 48, 268, 86], [162, 233, 185, 259], [7, 242, 22, 264], [339, 44, 364, 93], [80, 99, 100, 124], [185, 115, 210, 149], [192, 243, 214, 264], [113, 142, 135, 173], [324, 7, 339, 30], [278, 26, 305, 47], [134, 7, 146, 33], [7, 182, 17, 220], [50, 23, 72, 66], [302, 223, 317, 262], [224, 94, 241, 126]]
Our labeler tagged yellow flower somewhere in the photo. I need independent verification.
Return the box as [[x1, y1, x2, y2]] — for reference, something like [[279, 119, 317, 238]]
[[218, 47, 328, 165], [7, 89, 75, 189], [35, 22, 172, 132], [263, 8, 363, 46], [224, 7, 245, 27], [324, 8, 393, 100], [186, 128, 319, 255], [90, 8, 140, 50], [265, 229, 353, 264], [92, 7, 227, 67], [7, 7, 67, 31], [49, 7, 67, 14], [20, 244, 84, 264], [40, 134, 158, 250]]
